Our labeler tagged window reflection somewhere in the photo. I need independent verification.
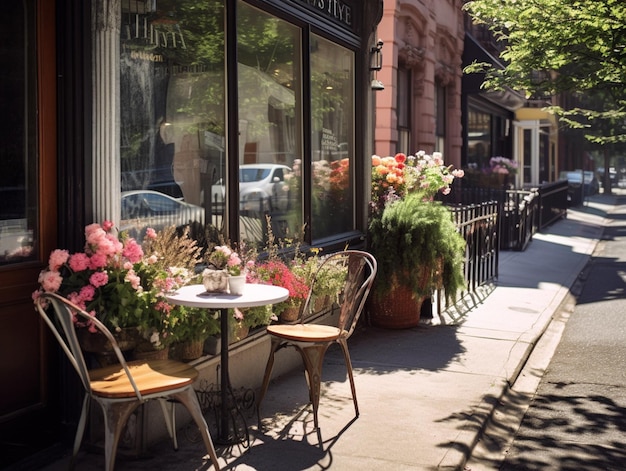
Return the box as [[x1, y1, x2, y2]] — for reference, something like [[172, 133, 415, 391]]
[[237, 2, 302, 246], [0, 1, 37, 265], [310, 35, 354, 240], [119, 0, 225, 242]]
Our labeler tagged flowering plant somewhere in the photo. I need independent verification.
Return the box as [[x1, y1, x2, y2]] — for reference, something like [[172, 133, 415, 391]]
[[488, 156, 518, 175], [33, 222, 201, 349], [368, 151, 466, 303], [206, 244, 255, 276], [370, 151, 464, 217], [248, 259, 309, 315]]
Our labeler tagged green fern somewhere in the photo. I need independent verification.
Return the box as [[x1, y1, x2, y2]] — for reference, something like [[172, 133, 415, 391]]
[[369, 194, 466, 300]]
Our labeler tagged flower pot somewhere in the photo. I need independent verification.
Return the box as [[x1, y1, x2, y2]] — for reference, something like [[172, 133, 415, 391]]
[[202, 268, 229, 293], [279, 304, 301, 323], [77, 326, 138, 353], [228, 275, 247, 295], [229, 320, 250, 344], [368, 284, 426, 329], [177, 339, 206, 361], [133, 346, 170, 360], [313, 295, 330, 313]]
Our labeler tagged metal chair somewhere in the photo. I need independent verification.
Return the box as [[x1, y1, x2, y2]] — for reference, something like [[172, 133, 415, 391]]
[[35, 292, 221, 471], [257, 250, 377, 429]]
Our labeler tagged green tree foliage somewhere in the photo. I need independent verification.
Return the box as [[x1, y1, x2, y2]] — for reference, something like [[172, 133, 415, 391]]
[[464, 0, 626, 144]]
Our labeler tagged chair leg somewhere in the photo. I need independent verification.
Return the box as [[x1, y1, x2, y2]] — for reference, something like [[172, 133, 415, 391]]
[[337, 338, 359, 417], [170, 387, 221, 471], [158, 399, 178, 450], [298, 343, 331, 429], [69, 393, 91, 470], [98, 399, 142, 471], [257, 337, 282, 420]]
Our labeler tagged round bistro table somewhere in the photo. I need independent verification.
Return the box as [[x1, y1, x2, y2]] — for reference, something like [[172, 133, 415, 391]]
[[166, 283, 289, 444]]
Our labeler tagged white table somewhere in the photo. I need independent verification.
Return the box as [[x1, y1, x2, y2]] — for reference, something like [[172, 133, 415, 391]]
[[166, 283, 289, 444]]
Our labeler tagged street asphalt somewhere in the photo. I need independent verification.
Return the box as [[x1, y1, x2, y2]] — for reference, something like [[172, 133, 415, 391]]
[[467, 190, 626, 471], [32, 191, 614, 471]]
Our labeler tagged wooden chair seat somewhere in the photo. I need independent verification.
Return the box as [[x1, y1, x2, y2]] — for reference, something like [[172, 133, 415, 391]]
[[35, 293, 220, 471], [89, 359, 199, 398], [266, 324, 344, 343], [258, 250, 377, 430]]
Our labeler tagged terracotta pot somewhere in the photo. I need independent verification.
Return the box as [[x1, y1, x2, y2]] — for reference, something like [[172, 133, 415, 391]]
[[368, 284, 425, 329]]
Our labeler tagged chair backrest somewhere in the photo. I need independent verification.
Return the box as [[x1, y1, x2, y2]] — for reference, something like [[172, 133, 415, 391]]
[[35, 292, 143, 400], [301, 250, 377, 338]]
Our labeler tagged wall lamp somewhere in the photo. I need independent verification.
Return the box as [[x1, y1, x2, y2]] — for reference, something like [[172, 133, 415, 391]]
[[370, 39, 384, 91]]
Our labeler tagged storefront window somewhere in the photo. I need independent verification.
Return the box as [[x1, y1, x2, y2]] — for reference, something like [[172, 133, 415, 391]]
[[310, 34, 354, 240], [118, 1, 358, 248], [119, 0, 225, 242], [236, 2, 302, 245], [467, 108, 491, 170], [0, 2, 37, 265]]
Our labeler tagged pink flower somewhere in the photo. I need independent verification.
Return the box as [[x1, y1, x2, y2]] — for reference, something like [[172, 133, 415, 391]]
[[122, 239, 144, 263], [228, 253, 242, 267], [79, 285, 96, 302], [39, 270, 63, 292], [101, 220, 114, 232], [125, 270, 141, 290], [89, 271, 109, 288], [146, 227, 157, 239], [48, 249, 70, 271], [69, 253, 90, 272], [89, 253, 107, 270]]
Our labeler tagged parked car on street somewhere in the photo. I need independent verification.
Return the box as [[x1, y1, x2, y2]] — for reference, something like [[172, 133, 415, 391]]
[[211, 163, 292, 213], [120, 190, 204, 240]]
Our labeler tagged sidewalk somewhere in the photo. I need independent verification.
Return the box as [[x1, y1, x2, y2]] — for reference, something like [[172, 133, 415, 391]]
[[40, 194, 613, 471]]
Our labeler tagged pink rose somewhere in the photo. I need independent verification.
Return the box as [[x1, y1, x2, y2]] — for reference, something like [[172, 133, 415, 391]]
[[89, 253, 107, 269], [101, 220, 114, 232], [38, 270, 63, 292], [125, 270, 141, 290], [79, 285, 96, 302], [89, 271, 109, 288], [48, 249, 70, 271], [122, 239, 144, 263], [69, 253, 90, 272], [146, 227, 157, 239]]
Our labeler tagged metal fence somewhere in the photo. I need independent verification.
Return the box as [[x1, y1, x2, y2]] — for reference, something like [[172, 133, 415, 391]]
[[432, 180, 568, 318]]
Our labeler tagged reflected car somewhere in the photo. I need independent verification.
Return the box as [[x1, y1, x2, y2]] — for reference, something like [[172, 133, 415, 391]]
[[120, 190, 204, 240], [211, 164, 292, 213]]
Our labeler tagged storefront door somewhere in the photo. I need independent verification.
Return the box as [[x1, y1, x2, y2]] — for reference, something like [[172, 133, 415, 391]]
[[0, 0, 58, 465]]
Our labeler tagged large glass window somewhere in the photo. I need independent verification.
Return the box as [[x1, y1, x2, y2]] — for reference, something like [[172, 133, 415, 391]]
[[310, 34, 354, 240], [467, 108, 491, 170], [236, 3, 302, 245], [0, 2, 38, 265], [119, 0, 225, 241], [397, 68, 410, 153], [118, 1, 357, 249], [435, 83, 446, 153]]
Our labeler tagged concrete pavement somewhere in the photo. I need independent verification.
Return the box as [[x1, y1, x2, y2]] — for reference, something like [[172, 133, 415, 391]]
[[36, 193, 612, 471]]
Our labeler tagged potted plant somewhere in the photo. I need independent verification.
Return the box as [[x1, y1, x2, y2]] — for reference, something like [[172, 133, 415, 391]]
[[248, 259, 309, 322], [367, 151, 466, 328], [291, 250, 348, 313], [203, 243, 256, 294]]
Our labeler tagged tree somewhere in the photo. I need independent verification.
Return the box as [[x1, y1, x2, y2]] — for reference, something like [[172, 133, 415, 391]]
[[463, 0, 626, 145]]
